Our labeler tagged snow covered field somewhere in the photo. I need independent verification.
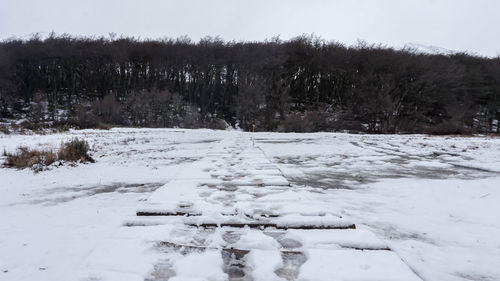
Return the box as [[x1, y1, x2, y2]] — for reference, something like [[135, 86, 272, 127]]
[[0, 128, 499, 281]]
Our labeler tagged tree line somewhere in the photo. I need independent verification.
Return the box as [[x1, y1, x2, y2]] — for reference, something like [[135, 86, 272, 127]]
[[0, 34, 499, 133]]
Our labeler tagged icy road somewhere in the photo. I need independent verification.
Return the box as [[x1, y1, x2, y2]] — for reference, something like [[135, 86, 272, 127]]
[[1, 129, 499, 281]]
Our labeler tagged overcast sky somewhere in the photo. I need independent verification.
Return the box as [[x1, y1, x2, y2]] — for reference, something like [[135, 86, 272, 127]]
[[1, 0, 499, 57]]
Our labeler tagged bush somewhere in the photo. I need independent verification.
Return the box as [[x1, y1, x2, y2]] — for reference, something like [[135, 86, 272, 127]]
[[4, 147, 57, 172], [0, 125, 10, 134], [277, 111, 335, 133], [91, 123, 112, 130], [205, 117, 229, 130], [3, 138, 94, 171], [19, 121, 44, 132], [425, 120, 473, 135], [50, 121, 72, 133], [58, 138, 94, 162]]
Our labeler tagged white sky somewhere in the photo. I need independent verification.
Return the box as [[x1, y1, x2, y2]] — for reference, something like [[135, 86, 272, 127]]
[[1, 0, 499, 57]]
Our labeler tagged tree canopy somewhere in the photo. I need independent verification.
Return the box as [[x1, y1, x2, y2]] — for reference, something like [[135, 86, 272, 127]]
[[1, 34, 499, 133]]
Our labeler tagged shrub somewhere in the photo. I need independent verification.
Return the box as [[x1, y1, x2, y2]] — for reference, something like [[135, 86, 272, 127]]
[[58, 138, 94, 163], [92, 123, 112, 130], [19, 121, 44, 132], [277, 111, 335, 133], [0, 125, 10, 134], [205, 117, 229, 130], [425, 120, 473, 135], [4, 147, 57, 172], [50, 121, 71, 133], [4, 138, 94, 171]]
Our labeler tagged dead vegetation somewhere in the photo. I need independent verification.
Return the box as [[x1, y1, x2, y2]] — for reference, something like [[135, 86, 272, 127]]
[[0, 125, 10, 134], [57, 138, 94, 163], [3, 138, 94, 172], [3, 147, 57, 171]]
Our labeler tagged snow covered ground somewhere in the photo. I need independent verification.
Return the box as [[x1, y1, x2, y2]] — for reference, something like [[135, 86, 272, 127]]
[[0, 129, 499, 281]]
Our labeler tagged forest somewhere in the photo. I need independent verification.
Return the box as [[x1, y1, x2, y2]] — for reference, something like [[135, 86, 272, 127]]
[[0, 34, 499, 134]]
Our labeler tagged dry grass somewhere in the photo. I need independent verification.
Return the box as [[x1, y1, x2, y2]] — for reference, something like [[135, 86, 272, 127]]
[[57, 138, 94, 163], [0, 125, 10, 134], [4, 147, 57, 171], [4, 138, 94, 172]]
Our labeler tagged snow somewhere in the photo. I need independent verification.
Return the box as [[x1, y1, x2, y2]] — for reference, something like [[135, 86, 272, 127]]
[[287, 228, 388, 250], [246, 250, 283, 281], [170, 250, 227, 281], [404, 42, 456, 56], [1, 128, 499, 281], [232, 231, 281, 250], [299, 249, 422, 281], [274, 214, 354, 229]]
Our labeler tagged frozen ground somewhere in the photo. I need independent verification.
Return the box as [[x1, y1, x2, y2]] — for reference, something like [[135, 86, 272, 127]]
[[0, 129, 499, 281]]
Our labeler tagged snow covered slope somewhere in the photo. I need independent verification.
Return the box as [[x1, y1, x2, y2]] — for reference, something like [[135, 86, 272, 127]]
[[404, 43, 457, 55]]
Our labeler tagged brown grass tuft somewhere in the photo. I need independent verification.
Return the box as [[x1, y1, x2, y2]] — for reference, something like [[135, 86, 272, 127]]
[[57, 138, 94, 163], [4, 138, 94, 172], [0, 125, 10, 134], [4, 147, 57, 171]]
